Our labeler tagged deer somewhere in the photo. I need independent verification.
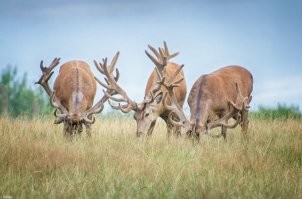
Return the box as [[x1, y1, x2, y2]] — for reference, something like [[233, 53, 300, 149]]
[[95, 42, 187, 137], [36, 53, 120, 137], [163, 65, 253, 140]]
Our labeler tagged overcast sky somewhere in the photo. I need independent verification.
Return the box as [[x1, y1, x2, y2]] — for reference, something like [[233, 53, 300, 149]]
[[1, 0, 302, 111]]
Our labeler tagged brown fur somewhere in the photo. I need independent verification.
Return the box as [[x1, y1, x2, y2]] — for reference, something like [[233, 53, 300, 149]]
[[133, 62, 187, 136], [53, 61, 96, 135], [188, 65, 253, 138]]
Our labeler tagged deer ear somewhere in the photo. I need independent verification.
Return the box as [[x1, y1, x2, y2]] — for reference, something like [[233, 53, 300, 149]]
[[154, 92, 163, 104]]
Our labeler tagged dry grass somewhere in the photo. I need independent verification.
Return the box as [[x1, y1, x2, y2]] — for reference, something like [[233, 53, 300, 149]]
[[0, 115, 301, 198]]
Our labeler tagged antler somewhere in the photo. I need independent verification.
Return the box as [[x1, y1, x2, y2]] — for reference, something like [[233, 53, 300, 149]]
[[206, 83, 251, 132], [36, 58, 60, 96], [143, 41, 181, 104], [81, 52, 121, 124], [157, 64, 190, 130], [50, 91, 68, 124], [94, 52, 139, 113], [206, 105, 241, 131], [145, 41, 179, 75], [228, 83, 252, 111]]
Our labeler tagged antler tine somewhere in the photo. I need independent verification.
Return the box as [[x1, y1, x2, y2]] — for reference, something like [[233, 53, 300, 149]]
[[82, 52, 123, 122], [48, 58, 60, 70], [145, 41, 180, 74], [206, 94, 244, 131], [228, 83, 252, 112], [93, 60, 105, 74], [162, 92, 186, 127], [206, 111, 240, 130], [94, 76, 110, 90], [167, 64, 184, 85], [163, 41, 179, 60], [53, 109, 66, 124], [114, 68, 120, 81], [103, 89, 127, 102], [148, 44, 161, 59], [39, 58, 60, 73], [109, 51, 120, 74], [107, 99, 134, 113], [163, 41, 169, 56], [244, 95, 252, 111], [50, 91, 68, 115], [142, 66, 167, 104], [155, 63, 189, 129], [206, 114, 241, 138], [36, 57, 60, 96], [158, 47, 169, 72], [103, 63, 132, 103], [145, 50, 162, 69], [39, 60, 45, 71], [94, 52, 137, 113]]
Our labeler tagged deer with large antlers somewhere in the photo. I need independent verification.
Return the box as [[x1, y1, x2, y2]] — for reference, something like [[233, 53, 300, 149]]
[[163, 65, 253, 139], [36, 53, 119, 137], [96, 42, 187, 137]]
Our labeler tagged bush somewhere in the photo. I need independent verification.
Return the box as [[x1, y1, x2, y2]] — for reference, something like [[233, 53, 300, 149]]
[[251, 103, 302, 120]]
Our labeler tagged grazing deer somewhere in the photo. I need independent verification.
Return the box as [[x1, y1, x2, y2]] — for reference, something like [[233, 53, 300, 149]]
[[36, 53, 119, 137], [96, 42, 187, 137], [163, 65, 253, 139]]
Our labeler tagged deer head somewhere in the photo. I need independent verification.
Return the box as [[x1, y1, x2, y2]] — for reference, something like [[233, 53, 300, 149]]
[[36, 53, 119, 136], [164, 82, 250, 138], [97, 42, 184, 137]]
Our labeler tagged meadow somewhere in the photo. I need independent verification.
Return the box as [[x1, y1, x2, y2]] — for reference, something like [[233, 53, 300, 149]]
[[0, 115, 301, 198]]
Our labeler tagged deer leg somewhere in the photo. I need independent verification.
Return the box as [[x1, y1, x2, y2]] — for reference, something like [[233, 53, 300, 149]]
[[63, 122, 73, 140], [85, 123, 92, 137], [221, 126, 227, 139], [219, 111, 228, 140], [241, 110, 249, 134], [173, 126, 181, 137], [166, 122, 173, 139]]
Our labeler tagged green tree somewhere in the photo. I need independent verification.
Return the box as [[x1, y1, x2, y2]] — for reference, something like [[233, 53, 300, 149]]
[[0, 65, 52, 118]]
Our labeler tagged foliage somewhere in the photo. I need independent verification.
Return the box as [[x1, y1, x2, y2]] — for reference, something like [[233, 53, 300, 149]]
[[0, 65, 52, 118], [250, 104, 302, 120]]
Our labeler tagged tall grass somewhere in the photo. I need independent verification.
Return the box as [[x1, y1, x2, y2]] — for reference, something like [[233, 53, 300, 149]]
[[0, 115, 301, 198]]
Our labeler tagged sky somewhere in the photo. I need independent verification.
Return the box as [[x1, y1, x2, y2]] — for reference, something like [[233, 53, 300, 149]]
[[1, 0, 302, 112]]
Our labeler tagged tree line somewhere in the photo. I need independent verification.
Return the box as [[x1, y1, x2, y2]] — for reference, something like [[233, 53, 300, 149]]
[[0, 65, 51, 118]]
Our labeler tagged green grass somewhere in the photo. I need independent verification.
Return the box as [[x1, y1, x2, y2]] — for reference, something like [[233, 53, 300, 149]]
[[0, 116, 302, 198], [251, 104, 301, 120]]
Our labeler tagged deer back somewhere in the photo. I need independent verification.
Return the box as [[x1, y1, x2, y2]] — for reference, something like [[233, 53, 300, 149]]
[[188, 65, 253, 130], [54, 61, 97, 120]]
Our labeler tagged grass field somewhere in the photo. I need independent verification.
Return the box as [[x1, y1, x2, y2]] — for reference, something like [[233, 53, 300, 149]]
[[0, 115, 301, 198]]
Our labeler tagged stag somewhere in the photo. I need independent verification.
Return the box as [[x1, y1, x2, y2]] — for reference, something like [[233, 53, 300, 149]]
[[164, 65, 253, 139], [36, 53, 119, 137], [96, 42, 187, 137]]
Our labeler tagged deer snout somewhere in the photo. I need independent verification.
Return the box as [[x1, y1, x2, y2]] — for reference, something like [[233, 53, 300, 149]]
[[69, 113, 82, 123], [136, 131, 143, 137], [195, 124, 207, 136]]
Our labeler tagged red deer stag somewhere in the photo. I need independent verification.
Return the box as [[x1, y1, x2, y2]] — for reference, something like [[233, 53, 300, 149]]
[[164, 65, 253, 139], [96, 42, 187, 137], [36, 53, 119, 136]]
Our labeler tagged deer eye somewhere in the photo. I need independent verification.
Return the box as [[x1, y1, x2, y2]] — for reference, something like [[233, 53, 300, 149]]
[[145, 113, 150, 117]]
